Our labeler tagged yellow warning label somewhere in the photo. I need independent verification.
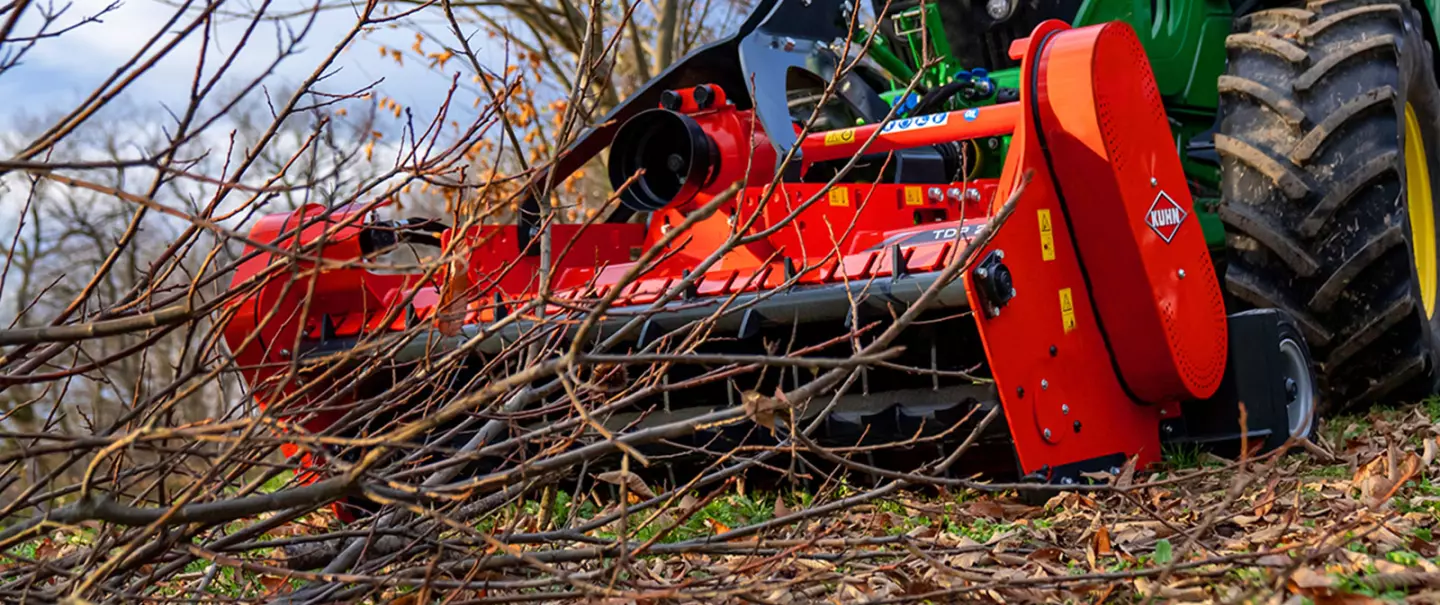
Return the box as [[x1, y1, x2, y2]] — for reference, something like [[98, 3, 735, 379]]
[[1059, 288, 1076, 333], [904, 186, 924, 206], [1038, 209, 1056, 261], [828, 187, 851, 207], [823, 128, 857, 146]]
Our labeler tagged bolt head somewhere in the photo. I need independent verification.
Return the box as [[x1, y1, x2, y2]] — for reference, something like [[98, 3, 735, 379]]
[[927, 187, 944, 201], [1061, 404, 1070, 415], [1043, 428, 1052, 440], [976, 267, 988, 278], [1049, 345, 1058, 357], [783, 37, 797, 51], [947, 187, 962, 201], [1061, 477, 1075, 485], [279, 349, 291, 359], [1178, 269, 1187, 279], [1041, 379, 1049, 390], [964, 188, 981, 202], [1150, 177, 1158, 186], [996, 249, 1005, 259], [1009, 287, 1017, 298], [986, 0, 1012, 19], [1163, 424, 1175, 435]]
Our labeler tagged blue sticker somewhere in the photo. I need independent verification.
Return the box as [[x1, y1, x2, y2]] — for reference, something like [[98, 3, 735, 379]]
[[962, 108, 980, 121], [881, 113, 950, 133]]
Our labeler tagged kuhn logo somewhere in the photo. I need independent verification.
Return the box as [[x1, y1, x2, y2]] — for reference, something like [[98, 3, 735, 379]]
[[1145, 191, 1186, 243]]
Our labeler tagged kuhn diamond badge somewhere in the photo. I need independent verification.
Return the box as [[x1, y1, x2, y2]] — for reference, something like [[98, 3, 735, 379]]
[[1145, 191, 1186, 243]]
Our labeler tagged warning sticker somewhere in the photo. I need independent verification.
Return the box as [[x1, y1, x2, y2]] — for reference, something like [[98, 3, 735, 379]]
[[1059, 288, 1076, 333], [904, 186, 924, 206], [1038, 209, 1056, 261], [828, 187, 851, 207], [824, 128, 857, 146]]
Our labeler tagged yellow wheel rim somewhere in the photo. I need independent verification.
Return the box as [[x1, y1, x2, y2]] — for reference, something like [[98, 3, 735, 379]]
[[1405, 103, 1437, 319]]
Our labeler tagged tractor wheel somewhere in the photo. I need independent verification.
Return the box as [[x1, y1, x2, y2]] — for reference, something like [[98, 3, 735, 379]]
[[1217, 0, 1440, 416]]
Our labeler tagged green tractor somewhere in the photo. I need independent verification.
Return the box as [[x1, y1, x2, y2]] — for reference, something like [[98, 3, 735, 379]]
[[856, 0, 1440, 421]]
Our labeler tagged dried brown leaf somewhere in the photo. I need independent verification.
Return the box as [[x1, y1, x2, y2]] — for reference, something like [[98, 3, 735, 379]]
[[595, 470, 656, 500]]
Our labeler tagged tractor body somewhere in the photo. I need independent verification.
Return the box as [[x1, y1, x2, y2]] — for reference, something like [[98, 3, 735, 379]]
[[222, 10, 1309, 501]]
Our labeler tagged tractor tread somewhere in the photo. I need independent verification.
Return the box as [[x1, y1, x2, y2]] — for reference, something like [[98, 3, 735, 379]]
[[1225, 33, 1311, 63], [1325, 296, 1414, 368], [1217, 202, 1321, 277], [1219, 0, 1440, 413], [1309, 226, 1405, 313], [1298, 4, 1403, 41], [1236, 8, 1314, 32], [1298, 150, 1399, 237], [1214, 134, 1310, 198], [1289, 86, 1396, 163], [1224, 266, 1335, 347], [1294, 35, 1398, 91], [1352, 354, 1428, 405], [1217, 75, 1307, 128]]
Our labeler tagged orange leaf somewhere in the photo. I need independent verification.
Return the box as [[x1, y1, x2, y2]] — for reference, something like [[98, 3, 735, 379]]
[[1093, 525, 1113, 557]]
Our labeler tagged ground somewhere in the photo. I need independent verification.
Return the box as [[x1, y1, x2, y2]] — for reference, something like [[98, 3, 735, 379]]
[[10, 399, 1440, 604]]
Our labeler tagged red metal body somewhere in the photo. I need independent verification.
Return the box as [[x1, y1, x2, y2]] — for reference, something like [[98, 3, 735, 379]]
[[221, 19, 1227, 487]]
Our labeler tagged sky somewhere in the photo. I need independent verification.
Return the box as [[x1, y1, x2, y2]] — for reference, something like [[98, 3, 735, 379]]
[[0, 0, 498, 133]]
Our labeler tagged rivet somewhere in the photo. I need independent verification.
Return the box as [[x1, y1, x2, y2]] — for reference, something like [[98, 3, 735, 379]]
[[1073, 420, 1082, 432], [1150, 177, 1158, 187], [1043, 428, 1052, 440], [279, 349, 292, 359], [976, 267, 989, 278], [1178, 269, 1187, 279], [1061, 404, 1069, 415], [1041, 379, 1049, 390], [996, 249, 1005, 259], [964, 188, 981, 202], [1016, 386, 1025, 398], [947, 187, 962, 201], [1061, 476, 1075, 485], [1049, 345, 1058, 357], [927, 187, 944, 201]]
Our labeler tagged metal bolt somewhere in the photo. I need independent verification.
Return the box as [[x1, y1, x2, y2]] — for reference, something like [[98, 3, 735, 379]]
[[1061, 404, 1069, 415], [976, 267, 989, 278], [1061, 476, 1075, 485], [1041, 379, 1049, 390], [992, 306, 1002, 317], [996, 249, 1005, 259], [927, 187, 944, 201], [783, 37, 797, 51], [986, 0, 1013, 19], [1285, 378, 1299, 403], [1160, 408, 1168, 417], [1009, 287, 1017, 298], [1043, 428, 1052, 440], [1110, 467, 1122, 475], [947, 187, 962, 201], [279, 349, 291, 359], [1073, 421, 1082, 432], [987, 137, 1000, 150], [1150, 177, 1158, 187], [1049, 345, 1058, 357], [1178, 269, 1187, 279], [1163, 424, 1175, 435], [964, 188, 981, 202], [1016, 386, 1025, 398]]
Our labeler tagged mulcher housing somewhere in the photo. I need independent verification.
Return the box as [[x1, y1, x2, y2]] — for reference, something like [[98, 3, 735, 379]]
[[223, 8, 1308, 502]]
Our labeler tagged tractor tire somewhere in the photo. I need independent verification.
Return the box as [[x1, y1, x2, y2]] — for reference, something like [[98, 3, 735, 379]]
[[1216, 0, 1440, 415]]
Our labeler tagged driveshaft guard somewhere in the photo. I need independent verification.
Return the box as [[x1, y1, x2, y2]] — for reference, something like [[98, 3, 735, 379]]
[[1035, 21, 1227, 404]]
